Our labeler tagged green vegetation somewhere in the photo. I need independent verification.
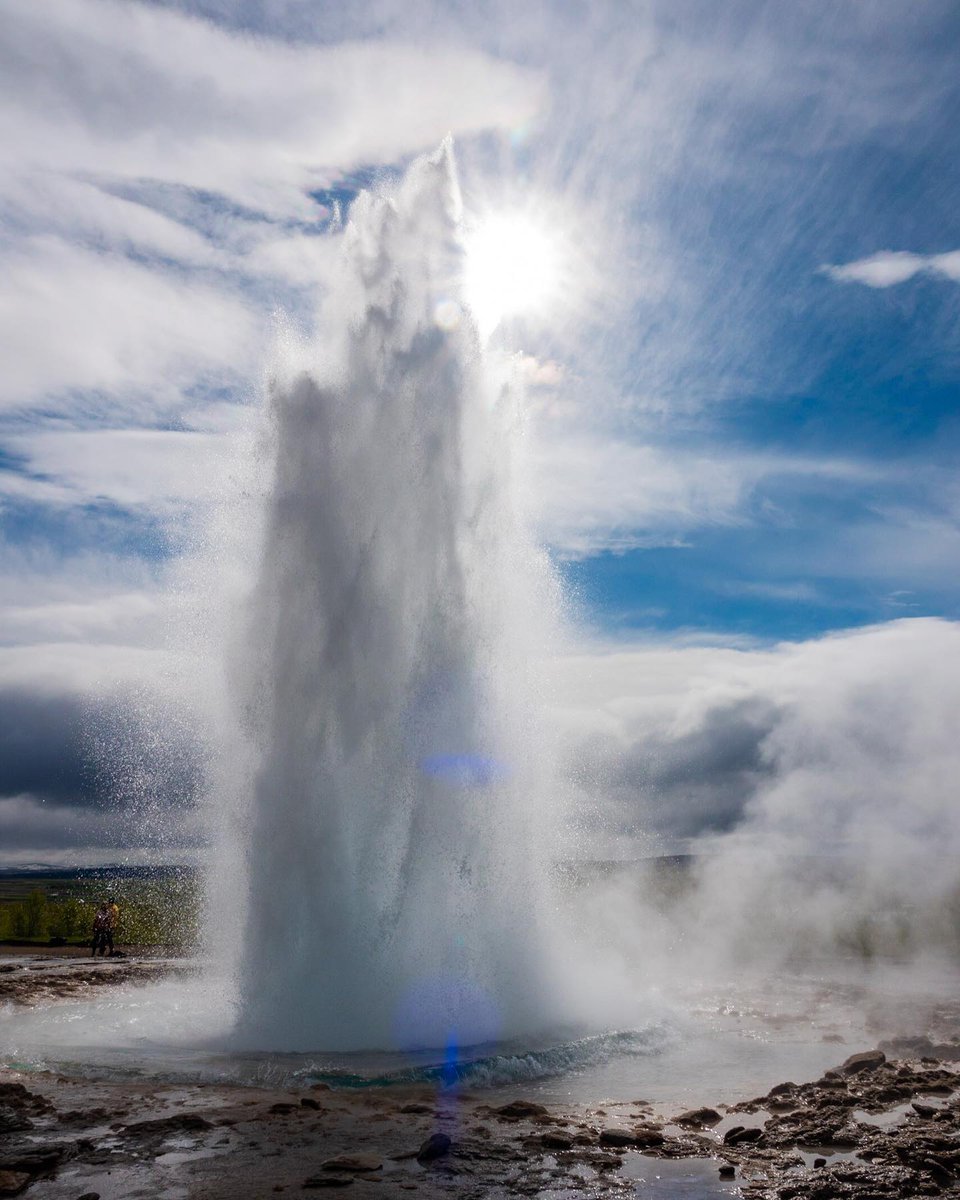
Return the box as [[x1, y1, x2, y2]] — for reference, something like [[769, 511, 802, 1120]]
[[0, 872, 200, 949]]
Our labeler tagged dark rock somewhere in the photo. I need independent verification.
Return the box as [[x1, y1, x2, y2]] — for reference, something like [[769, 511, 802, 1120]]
[[599, 1128, 636, 1147], [769, 1083, 797, 1096], [303, 1177, 354, 1188], [270, 1102, 298, 1115], [723, 1126, 763, 1147], [718, 1165, 736, 1179], [633, 1128, 665, 1148], [923, 1158, 955, 1187], [416, 1133, 451, 1163], [674, 1107, 721, 1127], [813, 1157, 827, 1168], [541, 1132, 574, 1151], [0, 1108, 31, 1134], [593, 1152, 624, 1169], [0, 1083, 54, 1116], [77, 1194, 101, 1200], [494, 1101, 549, 1121], [310, 1083, 332, 1092], [398, 1103, 432, 1114], [300, 1098, 322, 1110], [839, 1050, 886, 1075], [0, 1173, 31, 1198], [122, 1113, 213, 1136]]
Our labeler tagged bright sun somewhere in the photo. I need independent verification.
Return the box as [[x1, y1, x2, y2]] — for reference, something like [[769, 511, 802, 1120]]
[[463, 213, 562, 339]]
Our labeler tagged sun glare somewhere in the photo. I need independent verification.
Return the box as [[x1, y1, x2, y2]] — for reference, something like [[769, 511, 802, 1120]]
[[463, 213, 563, 339]]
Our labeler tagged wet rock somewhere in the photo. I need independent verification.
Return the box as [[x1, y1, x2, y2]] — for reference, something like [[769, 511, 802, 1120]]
[[0, 1083, 54, 1117], [416, 1133, 451, 1163], [633, 1127, 665, 1148], [674, 1107, 721, 1127], [718, 1165, 736, 1179], [269, 1102, 298, 1115], [122, 1113, 213, 1135], [76, 1194, 101, 1200], [303, 1176, 354, 1188], [590, 1152, 622, 1170], [813, 1157, 827, 1168], [320, 1155, 382, 1173], [541, 1131, 574, 1151], [839, 1050, 886, 1075], [0, 1108, 31, 1134], [300, 1098, 322, 1110], [399, 1103, 432, 1114], [599, 1128, 636, 1147], [0, 1172, 31, 1198], [723, 1125, 764, 1147], [922, 1158, 955, 1188], [494, 1101, 549, 1121]]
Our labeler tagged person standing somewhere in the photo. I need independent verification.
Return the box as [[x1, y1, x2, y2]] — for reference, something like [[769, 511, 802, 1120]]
[[91, 903, 110, 957], [106, 895, 120, 955]]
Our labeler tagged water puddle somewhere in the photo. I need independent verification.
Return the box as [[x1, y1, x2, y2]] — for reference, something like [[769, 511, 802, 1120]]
[[622, 1155, 742, 1197], [154, 1145, 226, 1166], [853, 1090, 955, 1130]]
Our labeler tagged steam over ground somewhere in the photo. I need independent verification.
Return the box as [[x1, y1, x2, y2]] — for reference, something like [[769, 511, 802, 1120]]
[[553, 617, 960, 978]]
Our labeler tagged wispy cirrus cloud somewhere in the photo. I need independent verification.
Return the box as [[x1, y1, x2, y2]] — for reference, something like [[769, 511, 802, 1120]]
[[821, 249, 960, 288]]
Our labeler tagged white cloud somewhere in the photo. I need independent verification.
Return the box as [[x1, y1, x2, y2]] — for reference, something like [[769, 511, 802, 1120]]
[[821, 249, 960, 288], [0, 0, 546, 218], [0, 237, 260, 412], [4, 428, 242, 511], [529, 425, 881, 558]]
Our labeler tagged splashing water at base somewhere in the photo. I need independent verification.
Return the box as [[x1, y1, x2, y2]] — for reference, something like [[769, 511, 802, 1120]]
[[203, 141, 576, 1052]]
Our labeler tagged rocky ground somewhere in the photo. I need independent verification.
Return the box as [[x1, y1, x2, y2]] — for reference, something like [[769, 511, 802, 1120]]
[[1, 957, 959, 1199], [0, 951, 187, 1009]]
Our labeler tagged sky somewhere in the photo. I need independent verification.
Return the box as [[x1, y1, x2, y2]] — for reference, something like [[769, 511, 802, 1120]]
[[1, 0, 959, 867]]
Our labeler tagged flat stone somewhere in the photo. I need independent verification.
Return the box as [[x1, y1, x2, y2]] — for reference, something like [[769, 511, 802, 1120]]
[[303, 1176, 354, 1188], [494, 1101, 549, 1121], [123, 1113, 214, 1135], [674, 1107, 721, 1127], [839, 1050, 886, 1075], [320, 1155, 382, 1173]]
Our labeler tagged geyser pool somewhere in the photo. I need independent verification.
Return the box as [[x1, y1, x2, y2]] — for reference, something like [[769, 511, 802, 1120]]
[[204, 141, 573, 1052]]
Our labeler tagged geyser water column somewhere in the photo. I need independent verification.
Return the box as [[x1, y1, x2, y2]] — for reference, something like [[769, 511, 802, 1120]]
[[219, 142, 570, 1052]]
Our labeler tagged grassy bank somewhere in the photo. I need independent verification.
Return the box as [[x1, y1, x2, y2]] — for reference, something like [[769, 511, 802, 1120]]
[[0, 869, 200, 949]]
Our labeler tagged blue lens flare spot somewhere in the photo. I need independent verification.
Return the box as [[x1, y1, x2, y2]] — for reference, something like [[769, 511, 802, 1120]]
[[419, 753, 510, 787]]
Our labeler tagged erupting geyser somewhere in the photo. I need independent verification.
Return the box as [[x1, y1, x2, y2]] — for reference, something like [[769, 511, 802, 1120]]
[[210, 142, 572, 1052]]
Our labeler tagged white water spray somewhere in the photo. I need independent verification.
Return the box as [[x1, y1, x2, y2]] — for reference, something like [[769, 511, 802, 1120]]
[[209, 142, 572, 1052]]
